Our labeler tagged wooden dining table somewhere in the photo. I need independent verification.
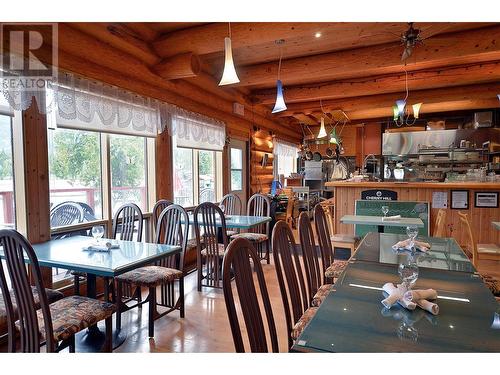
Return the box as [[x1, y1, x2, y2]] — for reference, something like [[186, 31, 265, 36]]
[[292, 232, 500, 352]]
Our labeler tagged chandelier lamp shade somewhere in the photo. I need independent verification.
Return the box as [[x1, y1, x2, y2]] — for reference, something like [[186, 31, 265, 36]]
[[329, 128, 339, 145], [497, 94, 500, 103], [272, 79, 287, 113], [412, 102, 423, 119], [318, 116, 327, 138], [392, 106, 399, 121], [219, 23, 240, 86], [396, 99, 406, 117]]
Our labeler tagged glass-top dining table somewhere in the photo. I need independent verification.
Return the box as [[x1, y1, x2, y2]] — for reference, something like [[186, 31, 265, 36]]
[[185, 214, 271, 229], [340, 215, 424, 233], [292, 232, 500, 352], [11, 235, 181, 352]]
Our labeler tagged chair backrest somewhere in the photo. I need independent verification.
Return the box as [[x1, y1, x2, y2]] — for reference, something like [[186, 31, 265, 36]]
[[155, 204, 189, 271], [247, 193, 271, 234], [285, 196, 297, 225], [50, 202, 84, 227], [152, 199, 173, 238], [314, 204, 334, 281], [112, 203, 143, 241], [220, 193, 242, 215], [458, 211, 477, 267], [0, 229, 55, 353], [222, 238, 279, 353], [298, 212, 322, 303], [433, 209, 447, 237], [272, 221, 310, 349], [76, 202, 96, 221], [194, 202, 228, 287]]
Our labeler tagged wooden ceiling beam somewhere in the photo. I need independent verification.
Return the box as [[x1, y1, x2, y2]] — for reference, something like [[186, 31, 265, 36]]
[[292, 114, 318, 126], [153, 52, 201, 80], [282, 83, 500, 122], [253, 61, 500, 105], [235, 25, 500, 88]]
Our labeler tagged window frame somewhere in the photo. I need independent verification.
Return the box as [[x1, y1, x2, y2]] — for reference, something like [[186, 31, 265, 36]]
[[229, 147, 243, 192]]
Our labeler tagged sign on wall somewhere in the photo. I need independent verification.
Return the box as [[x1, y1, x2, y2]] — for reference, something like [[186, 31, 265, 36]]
[[361, 189, 398, 201]]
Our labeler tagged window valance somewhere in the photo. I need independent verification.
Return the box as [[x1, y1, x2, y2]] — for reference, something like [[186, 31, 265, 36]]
[[274, 139, 298, 158], [1, 70, 226, 140], [169, 109, 226, 151]]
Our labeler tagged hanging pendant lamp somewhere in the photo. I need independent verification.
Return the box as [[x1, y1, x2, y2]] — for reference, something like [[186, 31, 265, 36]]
[[318, 117, 327, 138], [219, 23, 240, 86], [396, 99, 406, 117], [412, 102, 423, 119], [392, 106, 399, 121], [272, 39, 287, 113], [329, 128, 338, 145]]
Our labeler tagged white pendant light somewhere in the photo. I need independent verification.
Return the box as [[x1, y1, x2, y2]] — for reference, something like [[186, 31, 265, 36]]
[[272, 80, 287, 113], [412, 102, 423, 119], [272, 39, 287, 114], [318, 117, 327, 138], [219, 24, 239, 86]]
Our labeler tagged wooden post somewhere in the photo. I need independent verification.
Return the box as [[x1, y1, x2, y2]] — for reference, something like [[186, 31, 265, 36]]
[[155, 129, 174, 201], [22, 98, 52, 288]]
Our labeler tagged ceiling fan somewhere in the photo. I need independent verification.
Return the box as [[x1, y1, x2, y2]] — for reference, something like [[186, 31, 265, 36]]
[[400, 22, 423, 62]]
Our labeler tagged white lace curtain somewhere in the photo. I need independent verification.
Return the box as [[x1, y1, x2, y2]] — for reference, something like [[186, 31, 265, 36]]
[[274, 139, 298, 158], [169, 109, 226, 151], [1, 69, 226, 140]]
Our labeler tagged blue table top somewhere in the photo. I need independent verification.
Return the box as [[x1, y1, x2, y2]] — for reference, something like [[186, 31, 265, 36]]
[[22, 236, 181, 277], [353, 232, 475, 273], [187, 214, 271, 229], [293, 261, 500, 352], [341, 215, 424, 228]]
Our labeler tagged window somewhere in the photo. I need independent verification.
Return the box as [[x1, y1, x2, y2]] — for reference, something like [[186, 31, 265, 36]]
[[172, 139, 223, 206], [110, 134, 147, 214], [173, 146, 194, 207], [230, 148, 243, 191], [48, 128, 103, 222], [274, 140, 298, 178], [276, 154, 297, 177], [0, 112, 14, 229]]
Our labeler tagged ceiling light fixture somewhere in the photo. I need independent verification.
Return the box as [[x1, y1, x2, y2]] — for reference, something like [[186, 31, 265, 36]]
[[272, 39, 287, 114], [219, 22, 240, 86], [318, 116, 327, 138], [315, 32, 322, 38], [394, 68, 423, 126]]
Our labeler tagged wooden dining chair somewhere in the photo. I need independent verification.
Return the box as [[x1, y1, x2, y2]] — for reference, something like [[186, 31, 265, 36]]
[[298, 212, 333, 307], [313, 204, 349, 283], [113, 203, 144, 241], [220, 193, 242, 237], [194, 202, 228, 291], [458, 212, 500, 297], [433, 209, 447, 237], [222, 238, 279, 353], [152, 199, 173, 237], [231, 193, 271, 263], [0, 229, 115, 353], [116, 204, 188, 337], [272, 221, 318, 349]]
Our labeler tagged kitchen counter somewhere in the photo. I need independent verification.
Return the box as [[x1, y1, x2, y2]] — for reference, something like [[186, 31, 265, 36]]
[[328, 180, 500, 245], [325, 181, 500, 189]]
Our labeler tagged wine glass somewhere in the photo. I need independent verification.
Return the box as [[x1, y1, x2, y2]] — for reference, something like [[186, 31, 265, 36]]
[[406, 225, 419, 251], [381, 205, 389, 217], [91, 225, 104, 243], [398, 255, 419, 291]]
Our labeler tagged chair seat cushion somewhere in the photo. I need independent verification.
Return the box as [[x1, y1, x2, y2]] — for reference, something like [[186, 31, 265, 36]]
[[201, 243, 226, 257], [331, 234, 359, 244], [1, 286, 64, 336], [291, 307, 319, 340], [230, 233, 268, 242], [312, 284, 334, 307], [325, 260, 349, 279], [478, 244, 500, 254], [116, 266, 182, 287], [481, 274, 500, 296], [36, 296, 116, 342]]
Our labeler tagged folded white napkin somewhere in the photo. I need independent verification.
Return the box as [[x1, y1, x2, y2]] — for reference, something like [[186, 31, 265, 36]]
[[404, 288, 438, 302], [84, 241, 119, 252], [381, 283, 416, 310], [382, 215, 401, 221], [416, 299, 439, 315], [392, 239, 431, 252]]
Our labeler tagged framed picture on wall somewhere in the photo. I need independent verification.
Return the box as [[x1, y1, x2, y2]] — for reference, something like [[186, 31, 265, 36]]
[[450, 190, 469, 209], [474, 192, 499, 208]]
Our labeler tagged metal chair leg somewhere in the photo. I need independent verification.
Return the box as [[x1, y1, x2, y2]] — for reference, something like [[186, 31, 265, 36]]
[[116, 280, 122, 331], [69, 336, 75, 353], [73, 275, 80, 296], [148, 287, 156, 337]]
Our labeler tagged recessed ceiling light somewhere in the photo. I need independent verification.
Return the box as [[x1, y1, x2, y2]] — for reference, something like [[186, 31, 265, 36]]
[[315, 32, 322, 38]]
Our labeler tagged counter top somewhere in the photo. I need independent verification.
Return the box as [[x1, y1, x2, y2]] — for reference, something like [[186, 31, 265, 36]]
[[324, 181, 500, 189]]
